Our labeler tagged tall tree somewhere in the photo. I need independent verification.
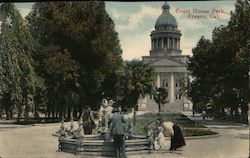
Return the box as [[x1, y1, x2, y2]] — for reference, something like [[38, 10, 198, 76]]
[[0, 3, 41, 121], [188, 37, 214, 112], [118, 60, 154, 114], [26, 1, 122, 115], [188, 0, 250, 122]]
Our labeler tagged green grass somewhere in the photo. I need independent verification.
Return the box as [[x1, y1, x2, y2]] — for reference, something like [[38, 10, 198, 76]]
[[132, 112, 217, 137], [183, 128, 217, 137]]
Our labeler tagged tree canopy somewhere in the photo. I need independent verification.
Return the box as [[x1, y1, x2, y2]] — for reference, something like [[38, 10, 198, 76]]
[[188, 0, 250, 123], [24, 1, 123, 118], [0, 3, 42, 121]]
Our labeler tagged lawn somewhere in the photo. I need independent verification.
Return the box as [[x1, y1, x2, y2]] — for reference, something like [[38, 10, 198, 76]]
[[132, 113, 217, 137]]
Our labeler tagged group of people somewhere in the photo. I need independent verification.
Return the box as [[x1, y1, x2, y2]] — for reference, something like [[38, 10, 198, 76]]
[[81, 100, 127, 158], [154, 118, 186, 151], [81, 96, 185, 158], [81, 97, 114, 135]]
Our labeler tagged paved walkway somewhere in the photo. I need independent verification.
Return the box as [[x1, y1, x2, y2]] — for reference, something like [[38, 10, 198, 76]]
[[0, 112, 249, 158]]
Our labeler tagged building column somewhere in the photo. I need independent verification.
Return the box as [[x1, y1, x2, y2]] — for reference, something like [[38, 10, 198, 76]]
[[173, 38, 176, 49], [157, 72, 161, 88], [175, 38, 177, 49], [177, 39, 180, 49], [162, 37, 164, 49], [171, 38, 173, 49], [168, 72, 175, 102], [151, 39, 154, 50], [167, 37, 169, 49], [155, 38, 159, 49]]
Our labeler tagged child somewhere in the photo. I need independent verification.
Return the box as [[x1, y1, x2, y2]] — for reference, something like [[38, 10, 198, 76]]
[[155, 126, 165, 150]]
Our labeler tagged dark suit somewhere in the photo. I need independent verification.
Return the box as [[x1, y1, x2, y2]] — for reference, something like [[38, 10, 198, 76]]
[[110, 112, 126, 158]]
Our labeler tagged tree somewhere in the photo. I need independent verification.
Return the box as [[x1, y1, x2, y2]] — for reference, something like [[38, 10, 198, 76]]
[[152, 87, 168, 112], [188, 0, 250, 123], [26, 2, 122, 115], [0, 3, 42, 121], [188, 37, 214, 113], [118, 60, 154, 124], [43, 48, 80, 119]]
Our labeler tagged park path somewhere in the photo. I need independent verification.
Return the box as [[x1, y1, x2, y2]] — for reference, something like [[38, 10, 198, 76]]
[[0, 112, 249, 158]]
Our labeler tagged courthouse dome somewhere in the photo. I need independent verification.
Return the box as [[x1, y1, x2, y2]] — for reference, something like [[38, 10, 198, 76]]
[[155, 2, 177, 27]]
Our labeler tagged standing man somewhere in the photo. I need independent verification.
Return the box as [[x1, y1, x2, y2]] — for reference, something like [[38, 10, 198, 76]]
[[110, 107, 127, 158]]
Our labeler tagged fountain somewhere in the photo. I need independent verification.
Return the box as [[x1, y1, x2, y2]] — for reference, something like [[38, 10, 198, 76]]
[[56, 101, 152, 156]]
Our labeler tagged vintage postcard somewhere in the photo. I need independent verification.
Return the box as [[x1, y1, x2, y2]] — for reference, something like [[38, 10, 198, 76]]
[[0, 1, 249, 158]]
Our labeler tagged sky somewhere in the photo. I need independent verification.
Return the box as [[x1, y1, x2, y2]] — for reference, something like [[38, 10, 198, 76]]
[[15, 1, 236, 60]]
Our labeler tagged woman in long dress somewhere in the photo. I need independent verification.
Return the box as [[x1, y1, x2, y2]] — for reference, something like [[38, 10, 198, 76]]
[[170, 123, 186, 151], [160, 120, 186, 151]]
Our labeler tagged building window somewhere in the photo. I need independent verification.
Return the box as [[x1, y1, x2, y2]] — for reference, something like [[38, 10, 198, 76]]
[[154, 40, 157, 49], [170, 37, 173, 49], [158, 38, 162, 49], [162, 79, 168, 87], [174, 38, 177, 49], [164, 37, 168, 48]]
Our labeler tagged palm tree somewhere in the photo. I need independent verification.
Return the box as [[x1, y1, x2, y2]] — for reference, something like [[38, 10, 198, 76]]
[[152, 87, 168, 112], [118, 60, 154, 125]]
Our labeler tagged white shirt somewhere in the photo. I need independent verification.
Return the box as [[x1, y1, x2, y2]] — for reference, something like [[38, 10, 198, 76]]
[[162, 121, 174, 136]]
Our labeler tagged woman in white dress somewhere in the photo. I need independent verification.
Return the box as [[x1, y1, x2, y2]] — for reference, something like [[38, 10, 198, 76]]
[[154, 126, 166, 150]]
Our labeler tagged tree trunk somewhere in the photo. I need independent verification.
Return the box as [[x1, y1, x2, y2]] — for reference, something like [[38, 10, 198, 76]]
[[133, 110, 136, 126], [220, 106, 225, 118], [73, 107, 77, 118], [67, 106, 71, 119], [6, 108, 10, 120], [52, 108, 55, 120], [17, 104, 22, 123], [158, 103, 161, 113], [24, 104, 29, 122]]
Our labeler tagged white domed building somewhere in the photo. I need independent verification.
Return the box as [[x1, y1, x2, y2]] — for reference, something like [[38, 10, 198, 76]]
[[141, 2, 191, 112]]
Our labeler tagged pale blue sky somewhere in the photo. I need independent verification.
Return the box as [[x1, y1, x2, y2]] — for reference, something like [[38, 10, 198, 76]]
[[15, 1, 236, 60]]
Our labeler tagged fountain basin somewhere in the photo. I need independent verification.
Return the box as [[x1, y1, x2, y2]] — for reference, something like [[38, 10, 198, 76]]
[[58, 134, 151, 156]]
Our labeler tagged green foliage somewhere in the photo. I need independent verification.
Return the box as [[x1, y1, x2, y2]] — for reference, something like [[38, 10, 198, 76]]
[[152, 87, 168, 112], [118, 60, 154, 111], [179, 77, 190, 99], [0, 3, 42, 121], [153, 88, 168, 104], [133, 113, 208, 136], [26, 1, 122, 115], [188, 0, 250, 122]]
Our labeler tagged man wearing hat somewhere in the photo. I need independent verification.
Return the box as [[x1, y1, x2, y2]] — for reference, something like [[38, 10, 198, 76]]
[[110, 107, 127, 158]]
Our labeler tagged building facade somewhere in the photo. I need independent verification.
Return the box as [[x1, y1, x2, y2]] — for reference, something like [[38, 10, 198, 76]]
[[142, 2, 189, 106]]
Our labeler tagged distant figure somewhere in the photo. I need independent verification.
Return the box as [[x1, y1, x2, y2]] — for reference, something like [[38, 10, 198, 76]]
[[83, 106, 96, 134], [110, 107, 127, 158], [202, 110, 207, 120]]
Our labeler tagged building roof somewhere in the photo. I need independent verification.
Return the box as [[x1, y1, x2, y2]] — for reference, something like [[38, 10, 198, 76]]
[[149, 55, 187, 67], [155, 2, 177, 27]]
